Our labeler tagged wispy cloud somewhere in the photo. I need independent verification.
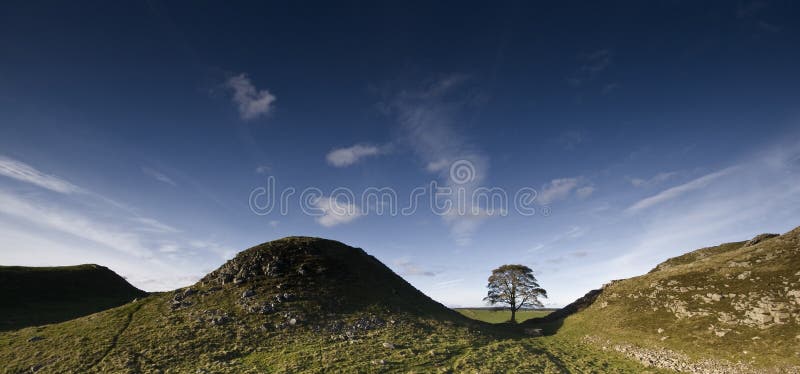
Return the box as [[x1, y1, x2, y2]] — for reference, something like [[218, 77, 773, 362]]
[[0, 189, 153, 257], [255, 165, 271, 174], [568, 49, 613, 87], [393, 258, 437, 277], [226, 73, 276, 121], [576, 186, 595, 198], [629, 171, 678, 188], [538, 178, 583, 204], [433, 278, 463, 289], [0, 156, 82, 194], [384, 74, 492, 245], [313, 197, 361, 227], [626, 167, 738, 213], [133, 217, 180, 233], [142, 167, 177, 186], [0, 158, 234, 292], [326, 144, 384, 167]]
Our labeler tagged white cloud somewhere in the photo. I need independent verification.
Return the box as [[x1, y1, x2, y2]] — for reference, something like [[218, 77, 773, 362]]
[[629, 171, 678, 187], [433, 278, 463, 289], [443, 207, 503, 246], [385, 75, 491, 245], [393, 258, 436, 276], [142, 167, 177, 186], [326, 144, 382, 167], [0, 189, 153, 257], [313, 197, 361, 227], [626, 167, 737, 213], [538, 178, 579, 204], [133, 217, 180, 233], [0, 156, 82, 194], [255, 165, 271, 174], [425, 159, 450, 172], [226, 73, 276, 121], [0, 158, 236, 292]]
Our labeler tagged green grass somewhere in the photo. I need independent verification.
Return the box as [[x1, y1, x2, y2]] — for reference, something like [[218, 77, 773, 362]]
[[0, 237, 661, 373], [558, 228, 800, 371], [455, 308, 553, 323], [2, 232, 798, 372], [0, 264, 145, 331]]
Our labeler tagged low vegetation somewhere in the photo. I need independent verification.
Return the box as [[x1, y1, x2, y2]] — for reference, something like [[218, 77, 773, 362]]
[[455, 308, 552, 324], [1, 228, 798, 372], [0, 264, 145, 331]]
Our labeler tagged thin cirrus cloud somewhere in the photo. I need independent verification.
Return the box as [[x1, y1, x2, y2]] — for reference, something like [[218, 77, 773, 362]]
[[0, 155, 82, 194], [0, 189, 153, 258], [142, 167, 177, 186], [0, 156, 232, 291], [326, 144, 384, 167], [629, 171, 678, 188], [226, 73, 276, 121], [537, 177, 593, 204], [383, 74, 493, 245], [625, 167, 738, 213], [393, 258, 437, 277]]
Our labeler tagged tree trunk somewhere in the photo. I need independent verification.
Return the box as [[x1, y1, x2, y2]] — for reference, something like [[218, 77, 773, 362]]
[[510, 307, 516, 323]]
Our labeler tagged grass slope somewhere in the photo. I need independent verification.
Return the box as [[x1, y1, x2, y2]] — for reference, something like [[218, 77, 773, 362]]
[[455, 308, 552, 324], [0, 237, 656, 373], [551, 228, 800, 372], [0, 264, 146, 331]]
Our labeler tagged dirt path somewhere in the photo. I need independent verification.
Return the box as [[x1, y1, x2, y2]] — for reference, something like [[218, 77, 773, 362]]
[[83, 301, 144, 371]]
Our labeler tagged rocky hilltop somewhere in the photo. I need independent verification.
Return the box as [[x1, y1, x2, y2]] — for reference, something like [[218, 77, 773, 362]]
[[558, 228, 800, 372]]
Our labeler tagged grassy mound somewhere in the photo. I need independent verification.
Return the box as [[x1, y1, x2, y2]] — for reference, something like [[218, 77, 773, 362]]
[[0, 264, 145, 331], [0, 237, 652, 373], [553, 228, 800, 372]]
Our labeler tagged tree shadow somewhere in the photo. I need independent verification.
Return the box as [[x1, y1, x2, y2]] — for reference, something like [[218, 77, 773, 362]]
[[517, 287, 604, 336]]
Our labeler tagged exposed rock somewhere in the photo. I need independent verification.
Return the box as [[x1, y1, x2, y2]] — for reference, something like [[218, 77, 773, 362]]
[[382, 342, 395, 349], [27, 336, 44, 343], [744, 233, 779, 247], [242, 289, 255, 298]]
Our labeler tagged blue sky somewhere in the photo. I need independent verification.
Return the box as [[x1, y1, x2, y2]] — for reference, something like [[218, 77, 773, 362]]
[[1, 1, 799, 307]]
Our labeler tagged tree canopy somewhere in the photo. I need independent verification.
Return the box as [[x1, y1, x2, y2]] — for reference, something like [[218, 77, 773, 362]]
[[484, 264, 547, 323]]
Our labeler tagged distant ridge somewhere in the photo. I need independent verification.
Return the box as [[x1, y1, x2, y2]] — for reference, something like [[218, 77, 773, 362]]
[[0, 264, 145, 331]]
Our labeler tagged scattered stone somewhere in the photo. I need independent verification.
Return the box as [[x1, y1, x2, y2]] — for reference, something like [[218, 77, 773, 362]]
[[744, 233, 779, 247], [27, 336, 44, 343], [657, 328, 664, 334], [242, 289, 255, 298], [524, 328, 543, 336], [382, 342, 395, 349], [736, 271, 751, 280]]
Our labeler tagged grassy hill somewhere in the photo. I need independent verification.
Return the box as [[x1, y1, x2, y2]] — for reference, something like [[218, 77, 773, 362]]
[[542, 228, 800, 372], [0, 264, 146, 331], [0, 237, 652, 373]]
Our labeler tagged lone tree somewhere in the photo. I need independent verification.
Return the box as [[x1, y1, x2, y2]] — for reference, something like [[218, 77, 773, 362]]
[[484, 264, 547, 323]]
